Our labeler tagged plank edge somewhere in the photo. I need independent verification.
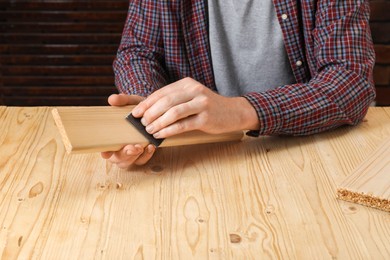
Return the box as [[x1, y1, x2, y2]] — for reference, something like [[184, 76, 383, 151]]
[[51, 108, 73, 154]]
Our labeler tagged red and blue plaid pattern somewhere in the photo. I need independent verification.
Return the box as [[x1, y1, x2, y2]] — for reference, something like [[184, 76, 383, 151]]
[[113, 0, 375, 136]]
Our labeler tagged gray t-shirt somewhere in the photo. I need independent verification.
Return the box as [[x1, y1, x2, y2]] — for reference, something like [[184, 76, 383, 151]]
[[208, 0, 296, 96]]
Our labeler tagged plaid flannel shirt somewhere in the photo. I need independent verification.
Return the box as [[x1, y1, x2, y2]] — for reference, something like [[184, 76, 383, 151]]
[[113, 0, 376, 136]]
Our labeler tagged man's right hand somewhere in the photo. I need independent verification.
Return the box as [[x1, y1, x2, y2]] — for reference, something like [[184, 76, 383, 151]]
[[100, 94, 156, 169]]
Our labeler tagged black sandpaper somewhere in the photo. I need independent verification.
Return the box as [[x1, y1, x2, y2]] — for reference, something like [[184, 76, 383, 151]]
[[125, 113, 165, 147]]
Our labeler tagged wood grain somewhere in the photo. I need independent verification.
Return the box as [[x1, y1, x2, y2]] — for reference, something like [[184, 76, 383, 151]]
[[337, 137, 390, 212], [374, 65, 390, 85], [0, 0, 128, 106], [0, 2, 128, 10], [375, 45, 390, 65], [376, 87, 390, 106], [370, 0, 390, 21], [52, 106, 245, 153], [0, 106, 389, 259]]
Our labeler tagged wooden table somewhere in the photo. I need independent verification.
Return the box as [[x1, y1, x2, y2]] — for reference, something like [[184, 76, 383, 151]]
[[0, 106, 389, 259]]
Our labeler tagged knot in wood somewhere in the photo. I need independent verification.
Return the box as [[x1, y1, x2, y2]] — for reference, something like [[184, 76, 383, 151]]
[[229, 233, 242, 244], [151, 165, 163, 173], [29, 182, 44, 198], [265, 205, 275, 215]]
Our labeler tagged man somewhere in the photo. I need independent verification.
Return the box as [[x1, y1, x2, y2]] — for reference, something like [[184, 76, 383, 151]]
[[101, 0, 375, 169]]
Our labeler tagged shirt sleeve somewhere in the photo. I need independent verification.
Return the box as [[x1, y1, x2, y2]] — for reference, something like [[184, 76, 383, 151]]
[[113, 0, 168, 96], [243, 0, 376, 136]]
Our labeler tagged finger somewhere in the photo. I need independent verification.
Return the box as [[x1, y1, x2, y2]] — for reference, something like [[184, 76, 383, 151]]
[[132, 78, 195, 118], [145, 100, 202, 134], [114, 144, 146, 169], [153, 115, 199, 138], [107, 144, 143, 165], [142, 94, 197, 127], [134, 145, 156, 165], [108, 93, 145, 106], [101, 151, 114, 159]]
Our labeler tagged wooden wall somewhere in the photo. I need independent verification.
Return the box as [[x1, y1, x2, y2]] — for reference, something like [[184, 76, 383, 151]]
[[0, 1, 128, 106], [0, 0, 389, 106], [371, 0, 390, 106]]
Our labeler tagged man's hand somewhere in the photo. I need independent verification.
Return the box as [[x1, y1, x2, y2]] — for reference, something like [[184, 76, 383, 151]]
[[100, 94, 156, 169], [132, 77, 260, 139]]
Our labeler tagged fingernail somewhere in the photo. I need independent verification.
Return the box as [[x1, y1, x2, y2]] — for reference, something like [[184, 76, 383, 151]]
[[127, 147, 142, 156], [146, 125, 154, 133], [141, 117, 147, 126], [132, 108, 140, 117], [147, 145, 154, 153], [153, 132, 160, 138]]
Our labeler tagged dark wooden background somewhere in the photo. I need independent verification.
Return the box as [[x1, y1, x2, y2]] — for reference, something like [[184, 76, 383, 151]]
[[371, 0, 390, 105], [0, 0, 128, 106], [0, 0, 389, 106]]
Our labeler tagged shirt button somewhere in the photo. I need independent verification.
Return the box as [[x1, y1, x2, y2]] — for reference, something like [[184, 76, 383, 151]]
[[296, 60, 303, 66], [281, 14, 288, 20]]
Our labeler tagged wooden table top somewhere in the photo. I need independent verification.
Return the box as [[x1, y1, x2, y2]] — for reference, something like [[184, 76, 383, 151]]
[[0, 106, 389, 259]]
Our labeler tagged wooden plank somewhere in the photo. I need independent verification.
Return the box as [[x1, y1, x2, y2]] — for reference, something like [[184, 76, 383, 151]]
[[337, 137, 390, 212], [0, 34, 122, 45], [3, 96, 110, 106], [0, 45, 118, 55], [2, 76, 114, 86], [374, 45, 390, 65], [51, 106, 244, 153], [1, 66, 113, 76], [0, 2, 129, 11], [370, 23, 390, 44], [0, 23, 125, 34], [0, 12, 127, 23], [0, 60, 3, 105], [370, 1, 390, 22], [373, 65, 390, 85], [0, 0, 127, 107], [1, 55, 115, 66], [375, 86, 390, 106], [2, 86, 115, 96]]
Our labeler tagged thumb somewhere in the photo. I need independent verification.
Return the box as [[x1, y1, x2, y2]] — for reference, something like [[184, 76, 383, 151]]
[[108, 94, 145, 106]]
